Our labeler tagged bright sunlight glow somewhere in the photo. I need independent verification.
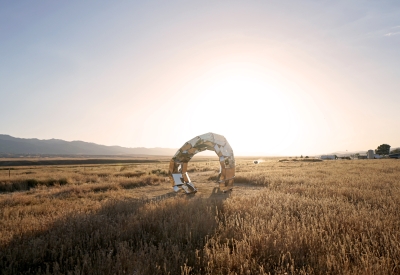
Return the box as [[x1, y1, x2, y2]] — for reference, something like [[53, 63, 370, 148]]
[[176, 63, 302, 155]]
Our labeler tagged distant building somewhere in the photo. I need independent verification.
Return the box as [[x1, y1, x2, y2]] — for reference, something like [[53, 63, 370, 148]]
[[367, 150, 374, 159], [357, 154, 367, 159], [320, 155, 337, 160], [389, 153, 400, 159]]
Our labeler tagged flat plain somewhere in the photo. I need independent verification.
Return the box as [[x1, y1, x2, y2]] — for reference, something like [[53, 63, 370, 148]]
[[0, 157, 399, 274]]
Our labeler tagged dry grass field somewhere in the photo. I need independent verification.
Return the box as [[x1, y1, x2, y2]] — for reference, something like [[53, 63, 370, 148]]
[[0, 158, 399, 274]]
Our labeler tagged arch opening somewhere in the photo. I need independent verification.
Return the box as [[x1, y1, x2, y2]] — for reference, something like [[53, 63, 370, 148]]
[[169, 132, 235, 194]]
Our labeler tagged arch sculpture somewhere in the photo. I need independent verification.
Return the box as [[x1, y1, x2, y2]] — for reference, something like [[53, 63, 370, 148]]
[[169, 132, 235, 193]]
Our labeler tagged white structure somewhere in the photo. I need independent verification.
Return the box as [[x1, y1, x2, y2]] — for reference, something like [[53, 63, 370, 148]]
[[367, 150, 374, 159]]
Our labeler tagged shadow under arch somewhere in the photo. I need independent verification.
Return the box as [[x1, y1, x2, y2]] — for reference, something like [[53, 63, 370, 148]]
[[169, 132, 235, 194]]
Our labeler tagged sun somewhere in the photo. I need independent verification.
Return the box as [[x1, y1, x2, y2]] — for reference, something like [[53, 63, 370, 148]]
[[177, 62, 303, 155]]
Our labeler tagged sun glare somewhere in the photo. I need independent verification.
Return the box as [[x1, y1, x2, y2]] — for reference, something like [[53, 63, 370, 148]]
[[179, 63, 302, 155]]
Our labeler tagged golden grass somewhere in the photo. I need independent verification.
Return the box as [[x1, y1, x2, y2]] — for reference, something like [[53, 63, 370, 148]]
[[1, 159, 399, 274], [0, 164, 168, 193]]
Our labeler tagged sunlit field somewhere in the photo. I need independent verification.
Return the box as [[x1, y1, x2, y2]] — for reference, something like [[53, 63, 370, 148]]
[[1, 158, 399, 274]]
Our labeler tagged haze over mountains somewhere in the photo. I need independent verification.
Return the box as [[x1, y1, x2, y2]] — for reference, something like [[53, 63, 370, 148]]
[[0, 135, 178, 156], [1, 135, 397, 158]]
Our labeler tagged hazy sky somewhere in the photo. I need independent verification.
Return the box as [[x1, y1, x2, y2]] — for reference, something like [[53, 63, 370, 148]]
[[1, 1, 399, 156]]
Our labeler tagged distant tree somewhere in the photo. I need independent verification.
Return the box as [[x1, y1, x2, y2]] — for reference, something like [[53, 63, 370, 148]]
[[375, 144, 391, 155], [300, 155, 303, 158], [305, 156, 309, 158], [390, 148, 400, 154]]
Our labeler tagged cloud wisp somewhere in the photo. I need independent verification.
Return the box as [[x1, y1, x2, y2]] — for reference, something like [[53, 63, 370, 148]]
[[384, 31, 400, 37], [384, 25, 400, 36]]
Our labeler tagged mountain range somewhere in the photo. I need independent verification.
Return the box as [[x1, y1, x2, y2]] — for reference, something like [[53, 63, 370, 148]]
[[0, 135, 178, 156], [1, 134, 398, 157]]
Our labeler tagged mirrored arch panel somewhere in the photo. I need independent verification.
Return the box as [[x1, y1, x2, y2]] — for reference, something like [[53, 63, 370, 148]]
[[169, 132, 235, 193]]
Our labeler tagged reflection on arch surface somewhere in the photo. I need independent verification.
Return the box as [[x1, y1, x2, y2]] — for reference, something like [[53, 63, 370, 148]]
[[169, 132, 235, 194]]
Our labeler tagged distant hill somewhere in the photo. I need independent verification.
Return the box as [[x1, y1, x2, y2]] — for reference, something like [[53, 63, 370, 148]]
[[0, 135, 178, 156]]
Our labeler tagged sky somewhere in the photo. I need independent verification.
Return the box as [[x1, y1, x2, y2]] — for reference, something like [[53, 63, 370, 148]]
[[1, 0, 399, 156]]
